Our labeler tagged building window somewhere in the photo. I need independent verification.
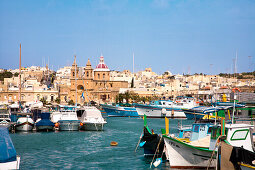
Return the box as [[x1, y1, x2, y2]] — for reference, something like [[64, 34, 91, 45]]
[[103, 73, 105, 79], [37, 95, 40, 100], [87, 71, 89, 77], [73, 72, 75, 77], [98, 73, 100, 79], [51, 95, 54, 102]]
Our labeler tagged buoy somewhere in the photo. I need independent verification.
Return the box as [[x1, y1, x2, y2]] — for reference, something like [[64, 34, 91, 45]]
[[110, 141, 118, 146], [55, 122, 59, 128], [153, 158, 162, 167]]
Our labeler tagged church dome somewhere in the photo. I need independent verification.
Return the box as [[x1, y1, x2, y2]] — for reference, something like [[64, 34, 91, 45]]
[[94, 56, 110, 71]]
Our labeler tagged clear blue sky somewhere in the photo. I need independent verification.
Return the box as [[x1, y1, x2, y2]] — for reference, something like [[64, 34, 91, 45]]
[[0, 0, 254, 75]]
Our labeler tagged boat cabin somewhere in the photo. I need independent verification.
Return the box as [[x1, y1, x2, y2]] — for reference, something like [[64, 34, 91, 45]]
[[209, 123, 254, 152], [189, 123, 213, 141]]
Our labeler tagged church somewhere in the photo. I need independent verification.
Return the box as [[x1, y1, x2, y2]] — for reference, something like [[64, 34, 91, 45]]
[[69, 55, 128, 104]]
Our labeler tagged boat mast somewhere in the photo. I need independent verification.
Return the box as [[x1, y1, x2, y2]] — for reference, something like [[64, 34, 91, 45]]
[[19, 44, 22, 111], [74, 55, 77, 111]]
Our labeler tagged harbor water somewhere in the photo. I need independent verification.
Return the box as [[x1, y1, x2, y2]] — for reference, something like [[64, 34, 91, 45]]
[[10, 117, 193, 169]]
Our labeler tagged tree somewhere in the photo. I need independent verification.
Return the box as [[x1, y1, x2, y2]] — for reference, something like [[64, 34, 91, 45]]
[[55, 97, 60, 104], [40, 98, 47, 105], [68, 100, 75, 105]]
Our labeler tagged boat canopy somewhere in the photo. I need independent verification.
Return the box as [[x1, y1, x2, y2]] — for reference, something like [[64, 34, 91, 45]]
[[0, 127, 17, 163], [81, 106, 103, 119]]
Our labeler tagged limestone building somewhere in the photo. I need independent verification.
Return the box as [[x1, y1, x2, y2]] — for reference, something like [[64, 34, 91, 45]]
[[68, 56, 128, 104]]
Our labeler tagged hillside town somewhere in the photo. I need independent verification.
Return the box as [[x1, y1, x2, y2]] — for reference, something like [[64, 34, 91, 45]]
[[1, 55, 255, 106]]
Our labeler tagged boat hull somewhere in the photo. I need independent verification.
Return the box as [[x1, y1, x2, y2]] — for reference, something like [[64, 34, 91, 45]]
[[36, 125, 54, 132], [0, 156, 20, 170], [101, 104, 138, 117], [183, 110, 205, 120], [82, 122, 105, 131], [58, 120, 80, 131], [135, 106, 186, 118], [101, 105, 139, 117], [163, 135, 216, 169], [15, 122, 34, 131]]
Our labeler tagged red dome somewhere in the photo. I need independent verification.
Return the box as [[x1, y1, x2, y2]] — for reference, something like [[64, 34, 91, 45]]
[[95, 56, 110, 71]]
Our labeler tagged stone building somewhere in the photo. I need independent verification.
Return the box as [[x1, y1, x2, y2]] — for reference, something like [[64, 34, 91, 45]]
[[67, 56, 128, 104]]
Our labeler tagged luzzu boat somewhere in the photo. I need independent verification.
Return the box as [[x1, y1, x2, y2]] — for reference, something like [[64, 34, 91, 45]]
[[0, 127, 20, 169], [163, 122, 255, 169], [100, 103, 138, 117]]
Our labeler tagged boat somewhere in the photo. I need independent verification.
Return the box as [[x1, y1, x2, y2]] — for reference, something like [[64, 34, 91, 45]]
[[139, 115, 165, 157], [80, 106, 107, 131], [217, 140, 255, 170], [100, 103, 138, 117], [35, 112, 55, 132], [0, 127, 20, 169], [0, 108, 11, 130], [135, 97, 198, 118], [163, 122, 254, 169], [15, 115, 34, 131], [183, 106, 230, 120], [54, 106, 81, 131]]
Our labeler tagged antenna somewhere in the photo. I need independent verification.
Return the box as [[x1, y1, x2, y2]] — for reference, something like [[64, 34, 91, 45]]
[[235, 51, 238, 75], [133, 52, 135, 74], [248, 56, 252, 72]]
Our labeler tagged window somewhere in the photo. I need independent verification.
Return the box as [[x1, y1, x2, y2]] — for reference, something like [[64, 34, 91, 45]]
[[51, 95, 54, 102], [98, 73, 100, 79], [230, 129, 249, 141], [193, 125, 199, 132], [103, 73, 105, 79], [73, 72, 75, 77], [87, 71, 89, 77]]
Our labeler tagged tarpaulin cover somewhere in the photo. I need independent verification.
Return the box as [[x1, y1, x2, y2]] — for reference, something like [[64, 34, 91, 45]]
[[0, 127, 17, 163]]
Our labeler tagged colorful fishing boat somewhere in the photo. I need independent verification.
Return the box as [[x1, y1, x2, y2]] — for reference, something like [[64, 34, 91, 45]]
[[163, 122, 254, 169]]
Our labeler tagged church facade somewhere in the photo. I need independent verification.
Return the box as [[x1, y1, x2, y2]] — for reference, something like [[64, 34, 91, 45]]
[[68, 56, 128, 104]]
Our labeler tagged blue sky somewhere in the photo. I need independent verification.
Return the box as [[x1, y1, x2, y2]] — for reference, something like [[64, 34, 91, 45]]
[[0, 0, 254, 75]]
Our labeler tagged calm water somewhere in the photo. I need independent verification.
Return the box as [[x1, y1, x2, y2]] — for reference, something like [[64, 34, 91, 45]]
[[10, 117, 193, 169]]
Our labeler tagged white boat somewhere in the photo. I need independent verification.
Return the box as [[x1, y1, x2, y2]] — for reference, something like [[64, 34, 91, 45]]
[[15, 115, 34, 131], [57, 110, 80, 131], [0, 127, 20, 169], [163, 123, 254, 169], [135, 97, 198, 118], [0, 108, 11, 130], [80, 106, 107, 131]]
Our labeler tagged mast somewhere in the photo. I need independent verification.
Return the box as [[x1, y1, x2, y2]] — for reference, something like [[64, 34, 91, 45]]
[[19, 44, 21, 111], [74, 55, 77, 111]]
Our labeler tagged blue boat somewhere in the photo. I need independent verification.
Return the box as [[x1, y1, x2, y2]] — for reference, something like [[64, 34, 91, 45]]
[[35, 112, 55, 132], [100, 104, 139, 117], [0, 127, 20, 169]]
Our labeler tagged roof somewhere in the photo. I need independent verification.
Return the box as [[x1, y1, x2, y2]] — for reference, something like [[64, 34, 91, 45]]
[[94, 56, 110, 72]]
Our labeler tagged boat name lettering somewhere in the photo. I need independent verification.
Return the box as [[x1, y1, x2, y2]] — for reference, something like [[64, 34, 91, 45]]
[[168, 141, 180, 148]]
